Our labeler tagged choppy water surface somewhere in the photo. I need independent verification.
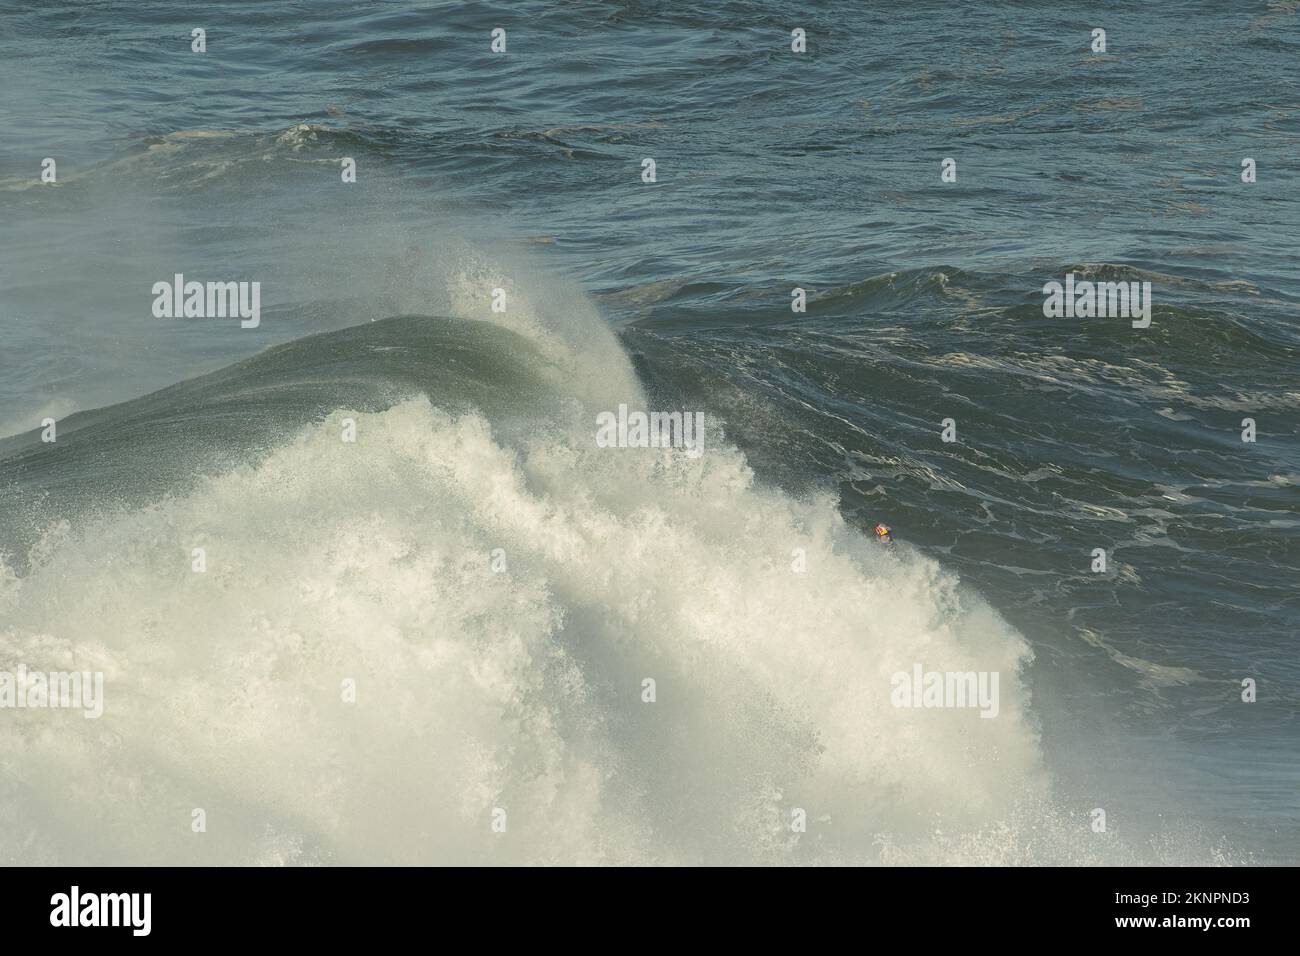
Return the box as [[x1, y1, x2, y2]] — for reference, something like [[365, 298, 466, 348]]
[[0, 2, 1297, 863]]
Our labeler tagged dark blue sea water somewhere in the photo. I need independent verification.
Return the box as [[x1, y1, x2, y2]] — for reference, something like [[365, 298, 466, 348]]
[[0, 1, 1297, 864]]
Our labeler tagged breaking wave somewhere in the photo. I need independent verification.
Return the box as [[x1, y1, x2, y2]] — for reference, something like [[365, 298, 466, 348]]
[[0, 270, 1234, 865]]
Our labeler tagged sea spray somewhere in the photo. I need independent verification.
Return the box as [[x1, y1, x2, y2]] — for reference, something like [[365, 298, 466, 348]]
[[0, 397, 1046, 864]]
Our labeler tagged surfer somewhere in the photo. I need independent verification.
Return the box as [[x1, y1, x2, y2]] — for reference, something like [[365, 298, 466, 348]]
[[873, 523, 893, 545]]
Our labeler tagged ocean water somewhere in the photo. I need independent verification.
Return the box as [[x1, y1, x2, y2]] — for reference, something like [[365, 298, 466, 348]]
[[0, 1, 1297, 865]]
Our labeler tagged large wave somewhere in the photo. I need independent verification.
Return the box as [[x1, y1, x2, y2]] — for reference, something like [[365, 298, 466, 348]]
[[0, 266, 1231, 865]]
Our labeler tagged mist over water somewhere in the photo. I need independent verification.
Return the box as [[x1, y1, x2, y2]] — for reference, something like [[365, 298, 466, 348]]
[[1, 1, 1297, 864]]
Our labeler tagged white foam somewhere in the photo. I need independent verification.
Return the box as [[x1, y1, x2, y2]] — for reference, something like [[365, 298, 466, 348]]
[[3, 392, 1195, 864]]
